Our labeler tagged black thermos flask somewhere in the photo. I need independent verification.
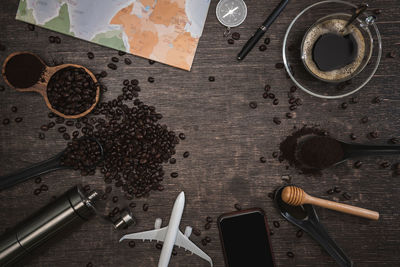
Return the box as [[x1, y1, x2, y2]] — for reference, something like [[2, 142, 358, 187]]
[[0, 185, 98, 266]]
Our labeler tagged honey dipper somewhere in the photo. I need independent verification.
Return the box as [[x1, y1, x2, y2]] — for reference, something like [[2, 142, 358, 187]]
[[281, 186, 379, 220]]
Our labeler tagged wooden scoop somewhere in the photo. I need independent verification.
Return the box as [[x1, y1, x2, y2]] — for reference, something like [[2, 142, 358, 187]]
[[1, 51, 100, 119], [282, 186, 379, 220]]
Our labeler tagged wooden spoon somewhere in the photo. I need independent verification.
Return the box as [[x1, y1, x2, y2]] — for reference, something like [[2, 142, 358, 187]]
[[282, 186, 379, 220], [1, 51, 100, 119]]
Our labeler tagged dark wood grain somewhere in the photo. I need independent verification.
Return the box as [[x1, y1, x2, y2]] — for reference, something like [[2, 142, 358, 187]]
[[0, 0, 399, 266]]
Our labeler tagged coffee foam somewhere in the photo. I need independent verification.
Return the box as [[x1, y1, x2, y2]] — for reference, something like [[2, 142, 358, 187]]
[[302, 18, 365, 82]]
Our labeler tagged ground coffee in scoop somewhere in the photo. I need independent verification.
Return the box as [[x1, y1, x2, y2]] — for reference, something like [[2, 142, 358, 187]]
[[4, 53, 45, 88]]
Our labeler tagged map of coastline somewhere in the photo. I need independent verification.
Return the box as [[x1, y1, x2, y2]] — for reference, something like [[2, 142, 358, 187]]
[[16, 0, 211, 70]]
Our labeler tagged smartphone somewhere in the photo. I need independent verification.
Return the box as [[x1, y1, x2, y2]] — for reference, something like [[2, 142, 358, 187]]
[[218, 208, 276, 267]]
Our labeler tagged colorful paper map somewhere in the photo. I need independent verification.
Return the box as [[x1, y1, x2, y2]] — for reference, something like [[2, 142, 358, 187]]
[[16, 0, 211, 70]]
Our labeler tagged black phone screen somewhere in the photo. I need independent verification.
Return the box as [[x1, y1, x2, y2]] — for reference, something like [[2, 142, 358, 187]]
[[218, 209, 275, 267]]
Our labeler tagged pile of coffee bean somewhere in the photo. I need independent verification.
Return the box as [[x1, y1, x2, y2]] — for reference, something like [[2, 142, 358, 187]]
[[47, 67, 98, 115], [60, 138, 102, 175], [44, 77, 178, 197]]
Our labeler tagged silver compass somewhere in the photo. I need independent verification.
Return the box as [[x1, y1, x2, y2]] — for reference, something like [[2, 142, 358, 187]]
[[216, 0, 247, 28]]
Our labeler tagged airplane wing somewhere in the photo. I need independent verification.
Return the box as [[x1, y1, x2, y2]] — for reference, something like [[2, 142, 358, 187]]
[[175, 231, 213, 267], [119, 227, 168, 242]]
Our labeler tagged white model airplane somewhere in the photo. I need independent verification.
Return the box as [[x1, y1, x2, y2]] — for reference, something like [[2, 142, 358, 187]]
[[120, 192, 213, 267]]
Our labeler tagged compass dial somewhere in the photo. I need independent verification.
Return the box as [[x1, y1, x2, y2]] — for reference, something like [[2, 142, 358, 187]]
[[216, 0, 247, 28]]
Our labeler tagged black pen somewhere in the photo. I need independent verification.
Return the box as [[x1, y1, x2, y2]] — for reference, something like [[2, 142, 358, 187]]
[[237, 0, 290, 61]]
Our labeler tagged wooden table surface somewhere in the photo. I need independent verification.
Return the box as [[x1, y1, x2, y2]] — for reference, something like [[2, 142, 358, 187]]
[[1, 0, 399, 266]]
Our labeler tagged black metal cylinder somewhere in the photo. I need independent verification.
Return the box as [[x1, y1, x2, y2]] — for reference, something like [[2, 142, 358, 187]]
[[0, 185, 98, 266]]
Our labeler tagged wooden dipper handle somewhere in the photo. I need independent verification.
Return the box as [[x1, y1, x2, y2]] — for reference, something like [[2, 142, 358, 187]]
[[282, 186, 379, 220]]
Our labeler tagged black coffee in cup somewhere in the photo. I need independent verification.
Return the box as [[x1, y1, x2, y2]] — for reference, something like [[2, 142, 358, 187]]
[[302, 16, 366, 82]]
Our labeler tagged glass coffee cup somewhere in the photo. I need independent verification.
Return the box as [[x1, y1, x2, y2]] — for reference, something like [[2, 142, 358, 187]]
[[282, 1, 382, 99]]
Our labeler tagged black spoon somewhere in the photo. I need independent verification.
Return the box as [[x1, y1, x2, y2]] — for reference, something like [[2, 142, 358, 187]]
[[274, 185, 353, 267], [295, 135, 400, 170], [0, 137, 104, 191]]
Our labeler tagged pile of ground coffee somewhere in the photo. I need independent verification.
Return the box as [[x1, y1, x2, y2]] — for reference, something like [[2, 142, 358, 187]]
[[298, 136, 344, 169], [279, 127, 328, 174], [47, 67, 97, 115], [4, 53, 45, 88], [60, 138, 102, 175]]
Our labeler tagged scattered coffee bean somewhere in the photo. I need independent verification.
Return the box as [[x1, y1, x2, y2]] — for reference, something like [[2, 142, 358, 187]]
[[169, 158, 176, 164], [208, 76, 215, 82], [361, 116, 368, 123], [327, 188, 334, 194], [390, 137, 399, 144], [28, 24, 35, 31], [350, 133, 357, 140], [128, 241, 135, 248], [387, 51, 396, 58], [155, 243, 163, 250], [201, 239, 207, 246], [129, 202, 136, 208], [264, 37, 270, 45], [111, 57, 119, 63], [381, 161, 390, 168], [269, 230, 274, 236], [205, 236, 211, 243], [124, 58, 132, 65], [107, 63, 117, 70], [54, 37, 61, 44], [148, 77, 155, 83], [333, 186, 341, 193], [341, 102, 348, 109], [15, 117, 23, 123], [354, 160, 363, 168], [369, 131, 378, 139], [204, 222, 211, 230], [227, 39, 234, 45], [38, 132, 45, 139], [172, 249, 178, 256], [268, 93, 275, 99], [249, 101, 257, 109], [87, 52, 94, 59], [58, 126, 67, 133], [0, 85, 5, 92], [287, 251, 294, 258], [273, 99, 279, 105], [183, 151, 190, 158], [273, 221, 280, 228], [286, 112, 293, 119], [34, 188, 41, 195], [373, 96, 382, 104], [272, 151, 278, 158], [118, 51, 126, 56], [273, 117, 281, 125], [290, 86, 297, 92], [350, 97, 359, 104], [193, 228, 201, 236], [100, 71, 107, 78], [40, 184, 49, 191], [2, 118, 10, 125], [260, 157, 266, 163], [86, 262, 93, 267], [232, 32, 240, 40], [35, 177, 42, 184], [262, 92, 268, 99], [259, 44, 267, 51], [342, 192, 351, 200], [178, 133, 186, 140], [11, 106, 17, 113], [171, 172, 179, 178], [63, 133, 71, 141], [268, 192, 274, 199], [373, 8, 382, 15], [49, 36, 55, 43], [206, 216, 213, 223], [234, 203, 241, 211], [149, 60, 155, 65], [296, 229, 303, 238], [275, 63, 284, 69], [112, 196, 119, 203]]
